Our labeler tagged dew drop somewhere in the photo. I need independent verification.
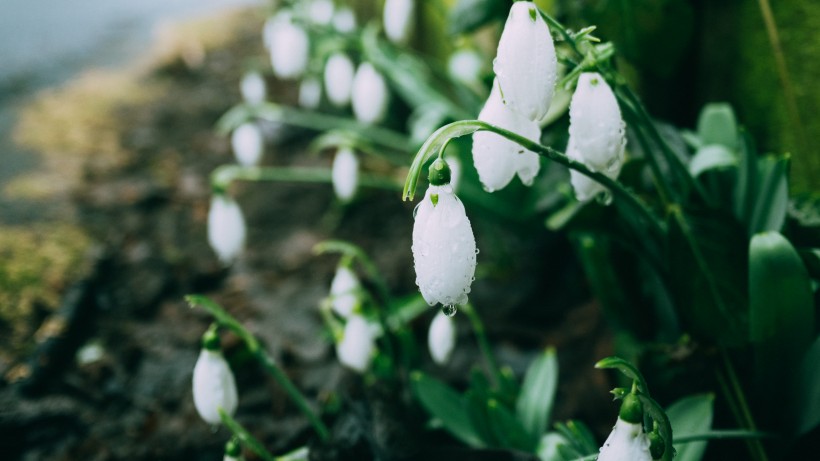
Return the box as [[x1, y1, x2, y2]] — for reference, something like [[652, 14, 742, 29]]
[[597, 191, 613, 205], [441, 304, 458, 317], [412, 202, 422, 218]]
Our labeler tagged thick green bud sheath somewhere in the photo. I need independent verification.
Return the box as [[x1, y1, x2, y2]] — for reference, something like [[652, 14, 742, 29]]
[[619, 392, 644, 424], [428, 158, 452, 186], [201, 325, 221, 351], [648, 430, 665, 460], [224, 438, 241, 457]]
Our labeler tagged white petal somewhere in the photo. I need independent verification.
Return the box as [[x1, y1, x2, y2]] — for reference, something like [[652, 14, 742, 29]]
[[447, 154, 462, 193], [448, 49, 484, 86], [307, 0, 334, 26], [240, 71, 267, 105], [568, 72, 625, 173], [333, 7, 357, 33], [231, 123, 264, 167], [324, 53, 355, 108], [412, 185, 477, 306], [336, 315, 375, 373], [208, 195, 246, 264], [192, 349, 238, 425], [299, 76, 323, 110], [269, 14, 309, 80], [352, 62, 390, 125], [330, 265, 360, 318], [494, 1, 557, 122], [384, 0, 415, 45], [428, 311, 457, 365], [598, 417, 653, 461], [332, 147, 359, 203]]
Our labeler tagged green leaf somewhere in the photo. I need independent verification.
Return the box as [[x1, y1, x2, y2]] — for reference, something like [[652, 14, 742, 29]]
[[689, 144, 737, 177], [487, 398, 538, 451], [667, 394, 714, 461], [516, 348, 559, 439], [465, 389, 498, 447], [595, 356, 650, 395], [733, 129, 758, 228], [537, 432, 573, 461], [411, 372, 484, 447], [553, 420, 599, 457], [448, 0, 511, 35], [749, 155, 789, 234], [696, 103, 738, 150]]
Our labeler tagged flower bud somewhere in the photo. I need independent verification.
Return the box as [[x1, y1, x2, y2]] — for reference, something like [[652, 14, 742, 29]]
[[352, 62, 390, 125], [428, 158, 451, 186], [208, 195, 247, 265], [324, 52, 355, 108], [383, 0, 415, 45], [648, 429, 665, 460], [598, 417, 652, 461], [299, 76, 323, 110], [472, 80, 542, 192], [333, 6, 357, 33], [336, 314, 376, 373], [307, 0, 334, 26], [192, 344, 238, 425], [231, 123, 264, 167], [494, 1, 557, 122], [332, 147, 359, 203], [428, 311, 456, 364], [412, 184, 477, 307], [240, 71, 266, 105], [268, 12, 310, 80], [330, 265, 360, 318]]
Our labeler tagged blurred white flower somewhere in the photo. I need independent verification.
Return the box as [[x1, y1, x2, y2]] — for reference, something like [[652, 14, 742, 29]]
[[324, 52, 355, 108], [428, 311, 456, 364], [231, 123, 264, 167], [336, 314, 375, 373], [352, 62, 389, 125], [333, 6, 357, 33], [472, 80, 542, 192], [240, 71, 266, 105], [384, 0, 415, 45], [446, 154, 462, 193], [299, 76, 323, 109], [330, 265, 360, 318], [332, 147, 359, 203], [448, 49, 484, 87], [598, 417, 653, 461], [412, 184, 477, 307], [207, 195, 246, 264], [267, 12, 310, 80], [493, 1, 557, 122], [192, 348, 238, 425], [307, 0, 334, 26]]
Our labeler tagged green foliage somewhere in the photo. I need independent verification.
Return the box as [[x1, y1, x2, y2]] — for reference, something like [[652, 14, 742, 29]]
[[666, 394, 714, 461], [516, 348, 559, 440], [448, 0, 511, 35]]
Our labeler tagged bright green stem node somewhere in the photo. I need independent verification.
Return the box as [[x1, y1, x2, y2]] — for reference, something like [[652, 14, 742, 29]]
[[201, 324, 221, 351], [648, 428, 665, 460], [224, 437, 242, 457], [428, 158, 451, 186], [619, 392, 644, 424]]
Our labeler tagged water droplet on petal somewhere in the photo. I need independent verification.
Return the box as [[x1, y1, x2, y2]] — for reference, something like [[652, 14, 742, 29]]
[[441, 304, 458, 317]]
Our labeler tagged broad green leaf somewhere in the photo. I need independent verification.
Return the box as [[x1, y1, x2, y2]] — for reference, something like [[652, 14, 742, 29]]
[[696, 103, 738, 150], [749, 155, 789, 234], [733, 129, 758, 228], [465, 389, 498, 447], [411, 372, 484, 447], [689, 144, 737, 177], [516, 348, 559, 439], [487, 398, 538, 451], [448, 0, 511, 35], [554, 420, 599, 457], [667, 394, 714, 461], [795, 336, 820, 435]]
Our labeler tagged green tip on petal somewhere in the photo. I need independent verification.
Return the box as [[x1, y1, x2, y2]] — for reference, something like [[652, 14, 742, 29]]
[[224, 438, 242, 457], [428, 158, 452, 186], [201, 324, 221, 351], [618, 392, 644, 424]]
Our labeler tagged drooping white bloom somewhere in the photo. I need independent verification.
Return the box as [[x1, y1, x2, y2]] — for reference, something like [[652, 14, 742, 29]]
[[383, 0, 415, 46], [412, 185, 477, 307], [299, 76, 323, 109], [472, 80, 542, 192], [333, 6, 357, 33], [307, 0, 334, 26], [448, 49, 484, 86], [207, 195, 246, 264], [268, 12, 310, 80], [324, 52, 355, 108], [331, 147, 359, 203], [336, 314, 376, 373], [598, 417, 653, 461], [231, 123, 264, 167], [493, 1, 557, 122], [192, 348, 238, 425], [240, 71, 266, 105], [352, 62, 390, 124], [566, 136, 622, 202], [428, 311, 456, 365], [330, 265, 360, 318]]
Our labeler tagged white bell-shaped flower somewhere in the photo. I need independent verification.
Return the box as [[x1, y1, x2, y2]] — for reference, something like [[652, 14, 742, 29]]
[[330, 265, 360, 318], [472, 80, 542, 192], [307, 0, 334, 26], [332, 147, 359, 203], [240, 71, 266, 105], [428, 311, 456, 365], [299, 76, 323, 109], [333, 6, 357, 33], [568, 72, 625, 173], [448, 49, 484, 86], [324, 52, 355, 108], [384, 0, 415, 46], [336, 314, 376, 373], [598, 417, 653, 461], [493, 1, 557, 122], [207, 195, 246, 264], [566, 135, 622, 202], [352, 62, 389, 124], [192, 348, 238, 425], [268, 12, 310, 80], [412, 184, 477, 307], [231, 123, 264, 167]]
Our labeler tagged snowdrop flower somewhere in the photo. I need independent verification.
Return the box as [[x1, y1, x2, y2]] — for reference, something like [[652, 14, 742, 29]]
[[598, 394, 653, 461], [446, 154, 462, 193], [566, 72, 625, 202], [329, 265, 360, 318], [207, 194, 246, 264], [472, 80, 542, 192], [448, 48, 484, 87], [192, 331, 238, 425], [324, 52, 355, 108], [336, 314, 376, 373], [352, 62, 389, 124], [333, 6, 357, 33], [332, 147, 359, 203], [240, 71, 266, 105], [268, 12, 310, 80], [412, 159, 477, 307], [383, 0, 415, 46], [231, 123, 264, 167], [299, 76, 323, 110], [307, 0, 334, 26], [428, 311, 456, 364], [493, 1, 557, 122]]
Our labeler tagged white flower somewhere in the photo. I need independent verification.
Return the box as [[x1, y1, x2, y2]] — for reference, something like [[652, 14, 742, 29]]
[[428, 311, 456, 365], [332, 147, 359, 203], [566, 136, 622, 202], [598, 417, 653, 461], [412, 184, 477, 307], [447, 154, 462, 193], [472, 80, 542, 192], [493, 1, 557, 122], [307, 0, 334, 26], [336, 314, 376, 373], [268, 12, 310, 80], [231, 123, 264, 167], [330, 265, 360, 318], [299, 76, 323, 109], [333, 6, 357, 33], [240, 71, 266, 105], [192, 348, 238, 425], [352, 62, 390, 124], [383, 0, 415, 45], [324, 52, 355, 108], [208, 195, 246, 264], [448, 49, 484, 86]]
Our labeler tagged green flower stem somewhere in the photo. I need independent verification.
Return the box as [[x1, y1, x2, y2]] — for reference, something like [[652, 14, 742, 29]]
[[210, 165, 401, 195], [462, 303, 504, 389], [187, 295, 330, 442], [717, 349, 770, 461], [673, 430, 775, 443], [218, 408, 278, 461]]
